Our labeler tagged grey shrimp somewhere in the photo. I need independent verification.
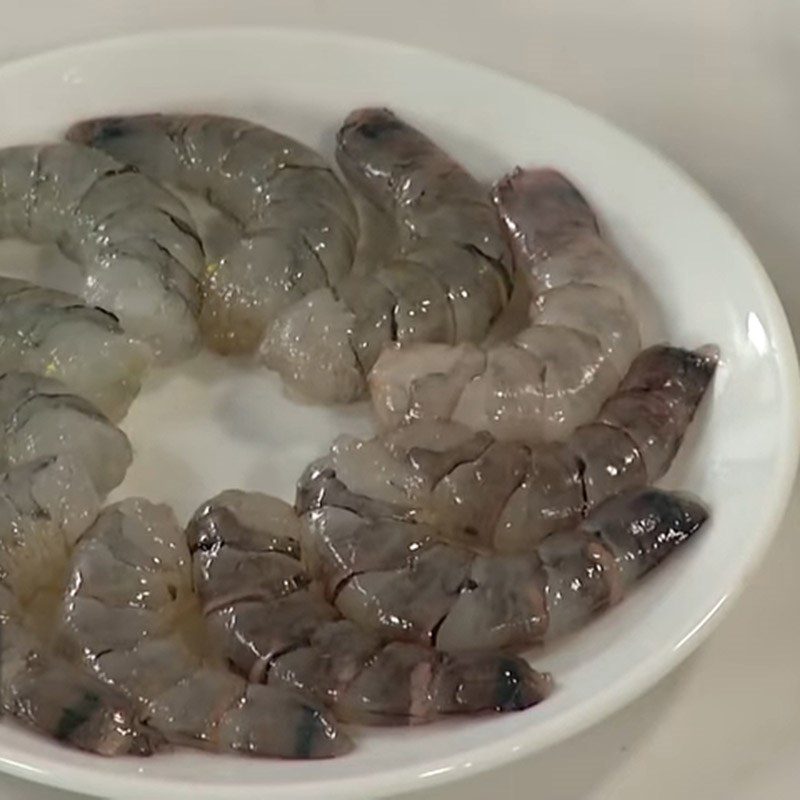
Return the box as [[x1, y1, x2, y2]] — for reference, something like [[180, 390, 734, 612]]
[[370, 168, 640, 441], [301, 485, 707, 651], [0, 142, 204, 360], [0, 458, 148, 756], [260, 107, 513, 403], [58, 497, 349, 758], [68, 114, 359, 356], [187, 490, 551, 725], [0, 371, 131, 495], [303, 345, 717, 552], [0, 277, 150, 421]]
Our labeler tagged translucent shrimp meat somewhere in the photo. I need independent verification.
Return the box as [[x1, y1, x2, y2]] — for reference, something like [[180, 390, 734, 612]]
[[0, 371, 131, 495], [187, 490, 551, 724], [67, 113, 359, 355], [0, 277, 150, 421], [260, 107, 513, 403], [309, 344, 717, 552], [369, 168, 640, 441], [58, 497, 349, 758], [301, 486, 708, 651], [0, 142, 204, 361]]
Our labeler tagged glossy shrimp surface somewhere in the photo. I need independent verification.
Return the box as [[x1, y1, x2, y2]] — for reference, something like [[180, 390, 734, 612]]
[[0, 372, 131, 495], [58, 497, 349, 758], [0, 278, 150, 421], [68, 114, 359, 356], [301, 484, 707, 651], [0, 459, 147, 756], [369, 168, 640, 441], [297, 344, 715, 649], [0, 142, 204, 361], [187, 490, 551, 724], [303, 345, 716, 550], [260, 108, 513, 403]]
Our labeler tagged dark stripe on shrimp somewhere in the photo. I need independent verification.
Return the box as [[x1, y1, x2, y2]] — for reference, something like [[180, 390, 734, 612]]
[[55, 690, 102, 742]]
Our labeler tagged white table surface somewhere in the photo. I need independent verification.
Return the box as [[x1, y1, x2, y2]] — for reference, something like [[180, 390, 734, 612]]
[[1, 1, 798, 798]]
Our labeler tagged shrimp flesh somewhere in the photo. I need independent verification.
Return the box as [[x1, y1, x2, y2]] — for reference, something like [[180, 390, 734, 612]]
[[0, 459, 146, 755], [58, 497, 349, 758], [260, 107, 513, 403], [302, 345, 717, 552], [0, 372, 131, 495], [0, 142, 204, 361], [301, 486, 707, 651], [369, 168, 640, 441], [67, 114, 359, 356], [187, 490, 551, 724], [0, 278, 150, 421]]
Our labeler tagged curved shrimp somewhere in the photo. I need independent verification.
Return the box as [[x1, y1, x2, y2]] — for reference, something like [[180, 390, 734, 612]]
[[67, 114, 359, 355], [0, 458, 145, 756], [58, 497, 349, 758], [369, 168, 641, 441], [0, 372, 131, 495], [0, 278, 150, 421], [301, 486, 707, 651], [187, 490, 551, 724], [260, 107, 513, 403], [0, 142, 204, 361], [304, 345, 716, 552]]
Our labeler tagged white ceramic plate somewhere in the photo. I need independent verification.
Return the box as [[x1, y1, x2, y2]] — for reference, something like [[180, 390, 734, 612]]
[[0, 27, 796, 800]]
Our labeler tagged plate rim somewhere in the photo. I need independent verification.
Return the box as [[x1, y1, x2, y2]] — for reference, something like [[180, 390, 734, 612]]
[[0, 24, 796, 800]]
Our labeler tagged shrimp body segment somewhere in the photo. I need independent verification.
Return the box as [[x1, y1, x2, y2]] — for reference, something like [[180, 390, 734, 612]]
[[370, 168, 641, 441], [187, 490, 551, 724], [260, 108, 514, 403], [68, 114, 359, 356], [0, 143, 204, 361], [58, 497, 349, 759]]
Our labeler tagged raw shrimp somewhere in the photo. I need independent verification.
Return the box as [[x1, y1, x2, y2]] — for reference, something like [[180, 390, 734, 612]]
[[0, 372, 131, 495], [67, 114, 359, 355], [1, 606, 157, 756], [0, 142, 204, 360], [58, 497, 349, 758], [303, 345, 717, 552], [301, 486, 708, 651], [0, 456, 99, 609], [260, 107, 513, 403], [187, 490, 551, 724], [0, 278, 150, 421], [370, 168, 640, 441], [0, 458, 144, 756]]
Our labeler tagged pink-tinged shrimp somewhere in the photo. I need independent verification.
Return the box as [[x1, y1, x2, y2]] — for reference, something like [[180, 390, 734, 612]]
[[301, 486, 707, 651], [301, 345, 717, 551], [187, 490, 551, 724], [369, 168, 640, 442], [0, 142, 203, 361], [68, 114, 358, 356], [0, 278, 150, 421], [260, 108, 513, 403], [58, 497, 349, 759]]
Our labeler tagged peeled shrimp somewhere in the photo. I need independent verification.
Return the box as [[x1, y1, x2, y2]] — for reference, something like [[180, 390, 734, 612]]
[[67, 113, 359, 355], [370, 168, 640, 441], [58, 497, 349, 758], [260, 107, 513, 403], [301, 486, 707, 650], [0, 459, 145, 756], [187, 490, 551, 724], [0, 372, 131, 495], [303, 345, 717, 552], [0, 142, 204, 360], [0, 278, 150, 421]]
